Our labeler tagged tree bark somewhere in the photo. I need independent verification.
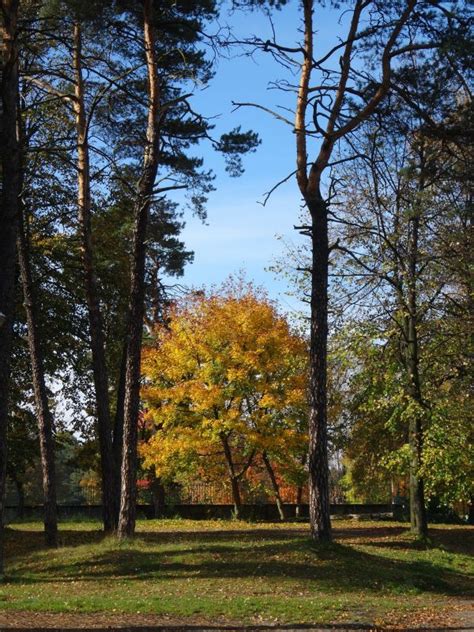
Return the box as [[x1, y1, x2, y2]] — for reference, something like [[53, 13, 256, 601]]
[[0, 0, 21, 577], [72, 21, 116, 533], [17, 205, 58, 546], [291, 0, 416, 543], [307, 197, 332, 541], [117, 0, 161, 538], [262, 451, 286, 521], [293, 0, 333, 542]]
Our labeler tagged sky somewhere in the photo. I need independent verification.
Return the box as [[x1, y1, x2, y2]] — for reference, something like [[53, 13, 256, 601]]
[[163, 2, 345, 314]]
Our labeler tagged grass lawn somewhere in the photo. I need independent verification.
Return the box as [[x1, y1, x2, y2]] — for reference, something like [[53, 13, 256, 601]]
[[1, 518, 473, 628]]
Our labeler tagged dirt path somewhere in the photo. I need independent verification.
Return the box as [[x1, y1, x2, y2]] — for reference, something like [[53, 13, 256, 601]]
[[0, 601, 472, 632]]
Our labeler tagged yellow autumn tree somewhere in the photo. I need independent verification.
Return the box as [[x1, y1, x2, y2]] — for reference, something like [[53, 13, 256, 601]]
[[140, 279, 308, 518]]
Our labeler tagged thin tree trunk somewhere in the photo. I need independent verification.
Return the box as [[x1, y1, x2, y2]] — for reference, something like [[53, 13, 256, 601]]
[[220, 434, 242, 519], [307, 198, 332, 541], [229, 476, 242, 518], [408, 425, 427, 536], [149, 473, 165, 518], [0, 0, 21, 578], [295, 485, 303, 518], [14, 478, 24, 520], [17, 205, 58, 546], [262, 451, 286, 521], [295, 451, 307, 518], [112, 342, 127, 526], [406, 314, 428, 538], [72, 21, 116, 533], [405, 202, 428, 539], [118, 0, 161, 538]]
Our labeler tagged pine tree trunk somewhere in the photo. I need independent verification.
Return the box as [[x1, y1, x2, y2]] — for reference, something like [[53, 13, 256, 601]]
[[294, 0, 331, 542], [117, 0, 161, 538], [262, 451, 286, 521], [291, 0, 417, 544], [307, 198, 332, 542], [17, 206, 58, 546], [0, 0, 21, 578], [72, 21, 116, 533]]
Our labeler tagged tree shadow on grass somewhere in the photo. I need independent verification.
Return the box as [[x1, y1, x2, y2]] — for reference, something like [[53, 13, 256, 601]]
[[7, 536, 472, 597], [8, 523, 470, 560], [333, 526, 407, 540], [4, 527, 106, 560], [429, 527, 474, 555], [4, 523, 411, 556], [359, 527, 474, 556], [3, 523, 416, 562], [5, 527, 304, 555]]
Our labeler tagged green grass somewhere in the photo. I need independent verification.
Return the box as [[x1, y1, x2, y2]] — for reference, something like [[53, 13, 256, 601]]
[[1, 518, 473, 626]]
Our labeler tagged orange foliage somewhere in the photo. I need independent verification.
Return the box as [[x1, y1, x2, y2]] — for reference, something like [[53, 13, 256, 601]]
[[140, 279, 308, 493]]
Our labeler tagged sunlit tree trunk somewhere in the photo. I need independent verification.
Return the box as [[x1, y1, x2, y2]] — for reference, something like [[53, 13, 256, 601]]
[[72, 20, 117, 533]]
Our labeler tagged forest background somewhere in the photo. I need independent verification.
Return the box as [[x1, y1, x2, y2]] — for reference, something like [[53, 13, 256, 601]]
[[0, 0, 472, 577]]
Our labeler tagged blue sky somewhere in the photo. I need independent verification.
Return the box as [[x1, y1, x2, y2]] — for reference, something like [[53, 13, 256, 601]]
[[163, 2, 344, 313]]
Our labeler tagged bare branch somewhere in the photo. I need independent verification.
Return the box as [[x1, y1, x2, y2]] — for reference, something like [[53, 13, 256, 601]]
[[259, 170, 297, 206], [231, 101, 293, 126]]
